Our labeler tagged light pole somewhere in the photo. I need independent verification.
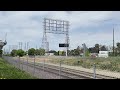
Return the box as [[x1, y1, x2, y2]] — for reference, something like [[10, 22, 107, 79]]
[[59, 59, 62, 79]]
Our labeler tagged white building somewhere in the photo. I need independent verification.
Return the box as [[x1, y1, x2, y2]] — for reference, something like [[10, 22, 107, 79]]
[[98, 51, 109, 58], [45, 51, 55, 56]]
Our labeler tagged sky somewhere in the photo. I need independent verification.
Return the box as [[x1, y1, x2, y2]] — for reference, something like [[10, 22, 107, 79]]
[[0, 11, 120, 52]]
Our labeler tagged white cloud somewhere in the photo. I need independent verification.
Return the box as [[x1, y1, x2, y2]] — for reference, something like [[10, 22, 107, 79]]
[[0, 11, 120, 51]]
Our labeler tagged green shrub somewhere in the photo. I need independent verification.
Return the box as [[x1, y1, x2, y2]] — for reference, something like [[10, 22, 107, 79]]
[[0, 58, 37, 79], [17, 49, 25, 57]]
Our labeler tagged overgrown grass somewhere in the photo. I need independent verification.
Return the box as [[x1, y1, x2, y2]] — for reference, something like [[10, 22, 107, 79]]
[[47, 56, 120, 72], [0, 58, 37, 79]]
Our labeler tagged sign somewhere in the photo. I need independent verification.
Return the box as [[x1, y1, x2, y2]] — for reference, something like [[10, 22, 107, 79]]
[[59, 43, 69, 47]]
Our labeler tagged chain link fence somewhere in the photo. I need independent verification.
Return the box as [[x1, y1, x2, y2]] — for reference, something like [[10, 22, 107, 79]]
[[3, 56, 120, 79]]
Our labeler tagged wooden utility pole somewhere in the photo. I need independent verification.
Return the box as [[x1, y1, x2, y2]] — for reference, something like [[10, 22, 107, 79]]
[[113, 28, 115, 56]]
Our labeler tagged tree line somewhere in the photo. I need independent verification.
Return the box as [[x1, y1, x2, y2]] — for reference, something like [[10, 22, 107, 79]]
[[6, 48, 45, 57], [4, 42, 120, 57]]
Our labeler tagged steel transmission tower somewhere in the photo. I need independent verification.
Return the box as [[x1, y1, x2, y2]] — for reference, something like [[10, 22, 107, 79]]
[[41, 22, 49, 53], [41, 18, 70, 56]]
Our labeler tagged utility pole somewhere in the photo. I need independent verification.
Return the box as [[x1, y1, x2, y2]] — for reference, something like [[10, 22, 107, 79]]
[[25, 42, 26, 51], [27, 42, 28, 51], [27, 42, 29, 53], [21, 42, 22, 50], [18, 42, 21, 49], [18, 42, 19, 49], [26, 42, 29, 71], [113, 27, 115, 56]]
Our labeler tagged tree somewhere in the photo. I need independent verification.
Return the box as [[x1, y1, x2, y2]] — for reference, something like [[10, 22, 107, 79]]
[[76, 46, 81, 55], [11, 49, 17, 57], [39, 48, 45, 56], [116, 42, 120, 55], [71, 50, 75, 56], [58, 51, 63, 56], [117, 43, 120, 48], [114, 47, 118, 56], [54, 51, 59, 56], [85, 49, 90, 56], [100, 45, 107, 51], [35, 49, 40, 55], [62, 51, 66, 56], [88, 44, 99, 53], [24, 51, 27, 56], [74, 49, 80, 56], [17, 49, 25, 57], [95, 44, 99, 53], [28, 48, 36, 56], [67, 50, 71, 56]]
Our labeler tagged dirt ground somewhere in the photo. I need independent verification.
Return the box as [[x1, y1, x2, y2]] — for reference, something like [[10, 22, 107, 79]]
[[20, 56, 51, 62]]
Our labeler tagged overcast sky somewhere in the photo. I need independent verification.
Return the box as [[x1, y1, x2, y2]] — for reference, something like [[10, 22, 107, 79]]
[[0, 11, 120, 51]]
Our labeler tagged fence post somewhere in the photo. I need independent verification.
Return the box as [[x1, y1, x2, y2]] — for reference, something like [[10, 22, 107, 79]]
[[27, 55, 28, 72], [59, 60, 61, 79], [22, 58, 23, 70], [43, 58, 45, 72], [13, 57, 15, 68], [19, 57, 20, 69], [93, 63, 96, 79], [15, 58, 17, 67], [33, 55, 35, 76]]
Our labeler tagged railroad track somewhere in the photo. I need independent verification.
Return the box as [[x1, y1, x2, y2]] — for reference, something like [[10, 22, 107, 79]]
[[35, 63, 116, 79], [6, 58, 74, 79], [4, 57, 117, 79], [21, 60, 116, 79], [21, 61, 89, 79]]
